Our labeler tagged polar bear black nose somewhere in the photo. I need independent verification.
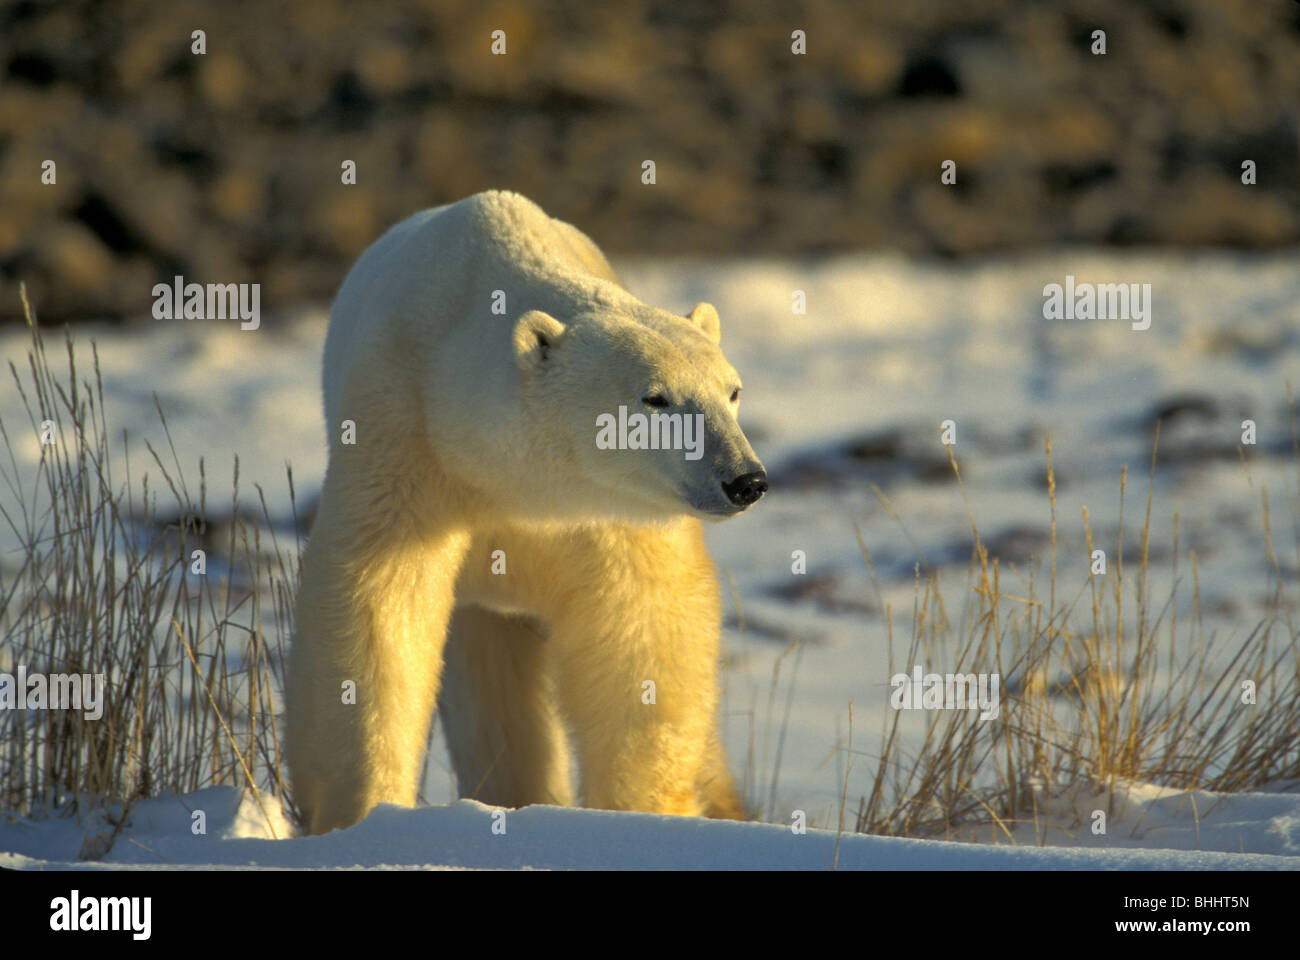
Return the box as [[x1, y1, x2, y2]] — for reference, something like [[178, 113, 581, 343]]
[[722, 471, 768, 507]]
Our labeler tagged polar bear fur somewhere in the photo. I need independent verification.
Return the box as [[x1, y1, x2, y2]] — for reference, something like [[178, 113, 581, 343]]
[[285, 190, 766, 834]]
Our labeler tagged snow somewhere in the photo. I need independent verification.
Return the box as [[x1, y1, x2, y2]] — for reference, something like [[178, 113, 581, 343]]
[[949, 779, 1300, 858], [2, 785, 1296, 870], [2, 251, 1298, 869]]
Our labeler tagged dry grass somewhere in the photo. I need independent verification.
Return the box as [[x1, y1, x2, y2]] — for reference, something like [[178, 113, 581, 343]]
[[840, 425, 1300, 842], [0, 287, 299, 855]]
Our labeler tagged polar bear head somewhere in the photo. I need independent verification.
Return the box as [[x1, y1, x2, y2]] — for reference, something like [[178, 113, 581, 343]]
[[509, 300, 767, 523]]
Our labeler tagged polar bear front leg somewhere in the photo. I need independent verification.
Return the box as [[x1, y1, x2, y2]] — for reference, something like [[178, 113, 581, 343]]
[[549, 606, 720, 816], [287, 483, 470, 834], [542, 526, 727, 817]]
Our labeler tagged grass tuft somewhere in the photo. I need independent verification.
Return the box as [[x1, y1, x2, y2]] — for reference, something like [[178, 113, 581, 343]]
[[0, 286, 300, 855]]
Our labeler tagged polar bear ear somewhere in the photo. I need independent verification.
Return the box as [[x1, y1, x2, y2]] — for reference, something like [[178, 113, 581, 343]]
[[513, 310, 567, 371], [687, 302, 721, 344]]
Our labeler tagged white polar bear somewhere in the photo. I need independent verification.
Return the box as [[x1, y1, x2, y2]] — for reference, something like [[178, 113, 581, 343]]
[[285, 190, 767, 834]]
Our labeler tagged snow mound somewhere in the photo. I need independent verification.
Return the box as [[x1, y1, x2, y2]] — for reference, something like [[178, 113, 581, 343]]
[[1, 786, 1296, 870]]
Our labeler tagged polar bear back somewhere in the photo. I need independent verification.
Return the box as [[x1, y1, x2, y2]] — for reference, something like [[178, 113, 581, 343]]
[[321, 191, 627, 433]]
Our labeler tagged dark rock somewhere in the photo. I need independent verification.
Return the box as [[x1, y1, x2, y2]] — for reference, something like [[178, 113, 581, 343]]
[[897, 53, 961, 98], [1, 0, 1298, 322], [773, 427, 959, 492], [765, 573, 877, 615]]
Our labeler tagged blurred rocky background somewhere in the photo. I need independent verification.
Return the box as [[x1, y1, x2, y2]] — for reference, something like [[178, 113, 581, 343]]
[[2, 0, 1298, 323]]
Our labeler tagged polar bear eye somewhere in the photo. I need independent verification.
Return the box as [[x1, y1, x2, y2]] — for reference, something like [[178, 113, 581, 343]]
[[730, 388, 740, 403], [643, 394, 670, 408]]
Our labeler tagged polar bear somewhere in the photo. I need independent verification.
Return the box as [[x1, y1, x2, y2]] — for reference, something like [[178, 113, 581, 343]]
[[285, 190, 767, 835]]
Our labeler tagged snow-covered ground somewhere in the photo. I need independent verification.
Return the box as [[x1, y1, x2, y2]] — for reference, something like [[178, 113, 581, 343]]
[[1, 783, 1296, 869], [2, 250, 1298, 869]]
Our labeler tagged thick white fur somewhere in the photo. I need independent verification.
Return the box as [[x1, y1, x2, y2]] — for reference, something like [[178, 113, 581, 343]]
[[286, 190, 761, 833]]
